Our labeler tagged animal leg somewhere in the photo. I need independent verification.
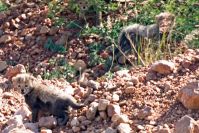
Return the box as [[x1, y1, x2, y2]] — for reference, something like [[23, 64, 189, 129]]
[[32, 108, 39, 123]]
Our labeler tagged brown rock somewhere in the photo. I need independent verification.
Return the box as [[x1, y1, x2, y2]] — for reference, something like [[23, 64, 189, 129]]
[[0, 35, 12, 44], [5, 64, 26, 80], [99, 111, 108, 120], [14, 104, 31, 119], [38, 116, 57, 129], [150, 60, 175, 74], [111, 114, 129, 125], [49, 27, 59, 35], [174, 115, 199, 133], [86, 102, 98, 120], [55, 34, 68, 45], [178, 81, 199, 109], [124, 86, 136, 94], [137, 106, 154, 119]]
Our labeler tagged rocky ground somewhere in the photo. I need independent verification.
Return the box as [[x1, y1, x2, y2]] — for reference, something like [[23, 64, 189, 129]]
[[0, 1, 199, 133]]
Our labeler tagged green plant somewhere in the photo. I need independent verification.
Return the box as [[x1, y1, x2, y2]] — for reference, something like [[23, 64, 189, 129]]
[[0, 1, 8, 12], [43, 58, 77, 82], [44, 38, 66, 53]]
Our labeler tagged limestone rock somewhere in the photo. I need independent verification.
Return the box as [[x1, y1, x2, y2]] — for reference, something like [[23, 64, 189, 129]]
[[38, 116, 57, 129], [174, 115, 199, 133], [98, 99, 110, 111], [178, 81, 199, 109], [117, 123, 132, 133], [107, 104, 121, 117], [0, 61, 8, 72], [150, 60, 175, 74]]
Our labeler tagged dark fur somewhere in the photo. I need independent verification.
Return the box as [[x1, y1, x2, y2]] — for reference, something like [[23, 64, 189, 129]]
[[12, 74, 85, 126]]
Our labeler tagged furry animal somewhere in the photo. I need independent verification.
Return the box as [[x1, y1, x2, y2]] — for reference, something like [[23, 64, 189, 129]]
[[116, 12, 175, 62], [12, 73, 85, 126]]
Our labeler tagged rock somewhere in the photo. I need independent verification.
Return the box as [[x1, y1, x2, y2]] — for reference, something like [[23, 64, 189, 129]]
[[174, 115, 199, 133], [130, 76, 139, 85], [81, 120, 92, 126], [117, 123, 132, 133], [5, 64, 26, 80], [112, 93, 120, 102], [150, 60, 175, 74], [111, 114, 129, 125], [99, 111, 108, 120], [87, 80, 100, 90], [40, 26, 50, 34], [49, 27, 59, 35], [70, 117, 80, 127], [14, 104, 31, 119], [40, 129, 52, 133], [105, 127, 117, 133], [72, 126, 81, 132], [98, 99, 110, 111], [74, 60, 87, 71], [55, 34, 68, 45], [5, 128, 34, 133], [24, 123, 38, 133], [178, 81, 199, 109], [155, 127, 171, 133], [0, 61, 8, 72], [118, 55, 126, 64], [38, 116, 57, 129], [137, 106, 153, 119], [86, 102, 98, 120], [0, 35, 12, 44], [2, 115, 26, 133], [64, 85, 75, 95], [78, 116, 87, 122], [107, 104, 121, 117], [124, 86, 135, 94], [3, 92, 14, 98], [115, 69, 130, 77]]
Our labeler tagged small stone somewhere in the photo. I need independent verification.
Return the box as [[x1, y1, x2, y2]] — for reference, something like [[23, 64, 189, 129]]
[[74, 60, 87, 71], [40, 129, 52, 133], [150, 60, 175, 74], [99, 111, 107, 120], [14, 104, 31, 119], [98, 99, 110, 111], [0, 35, 12, 44], [78, 116, 87, 122], [38, 116, 57, 129], [86, 102, 99, 120], [112, 93, 120, 102], [174, 115, 199, 133], [87, 80, 100, 90], [117, 123, 132, 133], [0, 61, 8, 72], [105, 127, 117, 133], [118, 55, 126, 64], [70, 117, 80, 127], [111, 114, 129, 125], [107, 104, 121, 117], [81, 120, 92, 126], [137, 125, 144, 130], [40, 26, 50, 34], [72, 126, 81, 132], [55, 34, 68, 45], [115, 69, 130, 77], [124, 86, 135, 94], [3, 92, 13, 98], [49, 27, 59, 35], [130, 76, 139, 85], [137, 106, 153, 119], [24, 123, 38, 133], [178, 81, 199, 109]]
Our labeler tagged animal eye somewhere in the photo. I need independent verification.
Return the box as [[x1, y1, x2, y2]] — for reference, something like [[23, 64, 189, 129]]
[[18, 85, 21, 88], [25, 85, 28, 87]]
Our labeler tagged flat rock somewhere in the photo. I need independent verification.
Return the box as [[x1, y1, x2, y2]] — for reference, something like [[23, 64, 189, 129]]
[[178, 81, 199, 109], [174, 115, 199, 133], [111, 114, 129, 125], [86, 102, 99, 120], [150, 60, 175, 74]]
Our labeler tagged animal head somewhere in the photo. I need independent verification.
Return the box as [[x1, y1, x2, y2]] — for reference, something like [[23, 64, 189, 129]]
[[75, 0, 90, 11], [155, 12, 175, 33], [12, 73, 36, 95]]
